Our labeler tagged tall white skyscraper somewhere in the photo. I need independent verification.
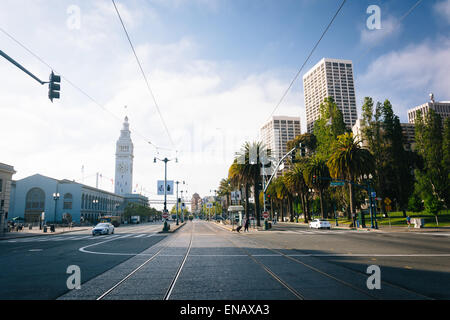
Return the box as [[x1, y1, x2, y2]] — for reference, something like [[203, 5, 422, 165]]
[[260, 116, 301, 175], [115, 116, 134, 195], [303, 58, 357, 133]]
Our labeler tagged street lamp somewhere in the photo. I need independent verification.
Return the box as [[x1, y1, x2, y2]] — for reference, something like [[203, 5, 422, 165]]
[[154, 157, 177, 231], [175, 181, 185, 226], [93, 199, 99, 223], [361, 174, 376, 229], [53, 192, 60, 224]]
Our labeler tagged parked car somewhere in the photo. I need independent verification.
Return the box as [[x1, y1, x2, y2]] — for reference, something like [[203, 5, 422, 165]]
[[309, 219, 331, 229], [92, 223, 115, 236]]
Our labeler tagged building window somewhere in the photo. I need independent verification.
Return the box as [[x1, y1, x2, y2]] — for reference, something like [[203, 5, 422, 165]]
[[25, 188, 45, 211], [0, 179, 2, 192], [63, 193, 73, 210]]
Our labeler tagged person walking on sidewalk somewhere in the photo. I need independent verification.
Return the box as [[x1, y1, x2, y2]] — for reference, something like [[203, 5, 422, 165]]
[[406, 215, 411, 229], [244, 218, 250, 232]]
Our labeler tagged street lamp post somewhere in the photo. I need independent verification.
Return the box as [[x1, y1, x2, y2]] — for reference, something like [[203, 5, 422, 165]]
[[93, 199, 99, 223], [155, 157, 177, 231], [53, 192, 60, 224]]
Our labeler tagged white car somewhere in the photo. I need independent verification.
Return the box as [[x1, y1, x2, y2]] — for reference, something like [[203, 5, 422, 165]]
[[309, 219, 331, 230], [92, 223, 115, 236]]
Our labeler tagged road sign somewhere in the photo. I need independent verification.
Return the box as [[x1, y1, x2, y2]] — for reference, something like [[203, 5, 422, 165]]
[[263, 211, 269, 219], [231, 191, 241, 201], [371, 192, 377, 198], [331, 181, 345, 187], [384, 197, 392, 205], [376, 197, 382, 201], [162, 212, 169, 219]]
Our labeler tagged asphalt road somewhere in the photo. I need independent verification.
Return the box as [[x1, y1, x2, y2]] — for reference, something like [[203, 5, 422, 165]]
[[1, 220, 449, 300]]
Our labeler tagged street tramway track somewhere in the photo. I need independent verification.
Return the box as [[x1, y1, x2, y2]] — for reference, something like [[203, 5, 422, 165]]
[[96, 222, 193, 300], [163, 223, 194, 300], [205, 222, 435, 300], [202, 223, 305, 300]]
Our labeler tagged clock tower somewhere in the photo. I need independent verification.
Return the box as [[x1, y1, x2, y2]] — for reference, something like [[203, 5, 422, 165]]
[[115, 116, 134, 195]]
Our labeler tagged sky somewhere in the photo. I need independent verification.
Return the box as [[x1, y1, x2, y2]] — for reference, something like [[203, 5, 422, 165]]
[[1, 0, 449, 208]]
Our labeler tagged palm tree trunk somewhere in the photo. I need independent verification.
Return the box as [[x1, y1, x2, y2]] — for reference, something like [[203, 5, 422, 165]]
[[301, 194, 308, 223], [288, 197, 295, 222], [319, 190, 325, 219], [244, 184, 250, 221]]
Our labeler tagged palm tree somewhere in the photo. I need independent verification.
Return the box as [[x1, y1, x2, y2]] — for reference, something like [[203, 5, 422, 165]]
[[218, 178, 232, 211], [234, 141, 268, 226], [273, 176, 289, 222], [327, 132, 375, 221], [304, 156, 331, 219], [228, 159, 250, 220], [285, 162, 310, 223]]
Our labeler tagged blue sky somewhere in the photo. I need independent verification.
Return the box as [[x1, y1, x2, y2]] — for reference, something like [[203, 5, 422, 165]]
[[1, 0, 449, 202]]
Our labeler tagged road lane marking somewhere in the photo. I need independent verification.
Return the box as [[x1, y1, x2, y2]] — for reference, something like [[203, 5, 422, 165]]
[[133, 234, 147, 238]]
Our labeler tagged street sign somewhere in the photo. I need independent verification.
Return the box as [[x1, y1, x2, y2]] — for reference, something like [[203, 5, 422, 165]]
[[231, 191, 241, 201], [376, 197, 382, 201], [157, 180, 174, 195], [263, 211, 269, 219], [162, 211, 169, 219], [371, 192, 377, 198], [331, 181, 345, 187], [384, 197, 392, 205]]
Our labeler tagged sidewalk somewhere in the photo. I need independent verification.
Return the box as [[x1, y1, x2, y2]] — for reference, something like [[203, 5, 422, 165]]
[[274, 221, 450, 233], [0, 226, 91, 240]]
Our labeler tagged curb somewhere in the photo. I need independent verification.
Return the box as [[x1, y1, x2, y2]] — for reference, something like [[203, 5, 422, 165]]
[[158, 222, 186, 234], [0, 227, 91, 240]]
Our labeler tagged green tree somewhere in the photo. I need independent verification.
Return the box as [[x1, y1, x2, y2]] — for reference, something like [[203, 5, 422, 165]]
[[314, 97, 347, 159], [284, 162, 311, 222], [303, 156, 331, 219], [327, 132, 375, 222], [414, 109, 448, 223]]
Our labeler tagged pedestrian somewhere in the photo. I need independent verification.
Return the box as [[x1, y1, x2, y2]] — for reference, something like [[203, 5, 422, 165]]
[[236, 224, 242, 233], [406, 215, 411, 229], [244, 218, 250, 232]]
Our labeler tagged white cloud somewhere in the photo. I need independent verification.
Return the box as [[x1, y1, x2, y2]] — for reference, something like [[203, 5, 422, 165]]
[[434, 0, 450, 23], [360, 15, 402, 46], [0, 1, 304, 204], [357, 37, 450, 122]]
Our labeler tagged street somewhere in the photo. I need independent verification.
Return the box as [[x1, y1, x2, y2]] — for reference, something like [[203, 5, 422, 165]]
[[1, 220, 449, 300]]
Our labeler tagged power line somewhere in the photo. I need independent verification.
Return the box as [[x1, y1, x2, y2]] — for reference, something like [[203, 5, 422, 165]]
[[0, 26, 173, 152], [111, 0, 176, 150], [266, 0, 347, 121]]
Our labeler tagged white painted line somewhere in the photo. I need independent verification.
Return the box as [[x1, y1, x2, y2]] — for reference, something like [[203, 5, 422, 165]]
[[28, 249, 43, 252], [133, 234, 147, 238]]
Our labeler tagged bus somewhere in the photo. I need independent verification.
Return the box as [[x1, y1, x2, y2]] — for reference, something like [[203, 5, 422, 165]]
[[100, 216, 121, 227]]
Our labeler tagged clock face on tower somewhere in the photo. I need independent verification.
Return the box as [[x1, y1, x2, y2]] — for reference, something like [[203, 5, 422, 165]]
[[117, 162, 128, 173]]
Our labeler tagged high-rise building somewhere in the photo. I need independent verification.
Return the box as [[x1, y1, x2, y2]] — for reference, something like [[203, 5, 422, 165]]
[[303, 58, 357, 133], [115, 116, 134, 195], [260, 116, 301, 174], [407, 94, 450, 125]]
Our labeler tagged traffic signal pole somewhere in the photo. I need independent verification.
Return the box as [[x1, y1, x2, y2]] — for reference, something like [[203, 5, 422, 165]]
[[1, 50, 61, 102], [0, 49, 47, 85]]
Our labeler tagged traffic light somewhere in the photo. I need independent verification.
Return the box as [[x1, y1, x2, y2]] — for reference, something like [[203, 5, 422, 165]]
[[48, 71, 61, 102], [313, 175, 317, 184]]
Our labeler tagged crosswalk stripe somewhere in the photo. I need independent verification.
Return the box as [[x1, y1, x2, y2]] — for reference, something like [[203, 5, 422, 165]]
[[133, 234, 147, 238]]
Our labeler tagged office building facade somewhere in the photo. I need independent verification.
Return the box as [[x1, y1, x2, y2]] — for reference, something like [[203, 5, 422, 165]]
[[303, 58, 357, 133]]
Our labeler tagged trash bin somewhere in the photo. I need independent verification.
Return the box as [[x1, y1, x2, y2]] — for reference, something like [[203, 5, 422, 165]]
[[50, 224, 55, 232], [43, 225, 48, 233], [29, 225, 33, 230]]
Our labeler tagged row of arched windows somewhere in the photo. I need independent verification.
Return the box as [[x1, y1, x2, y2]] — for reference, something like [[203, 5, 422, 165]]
[[25, 188, 73, 211], [81, 194, 119, 212]]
